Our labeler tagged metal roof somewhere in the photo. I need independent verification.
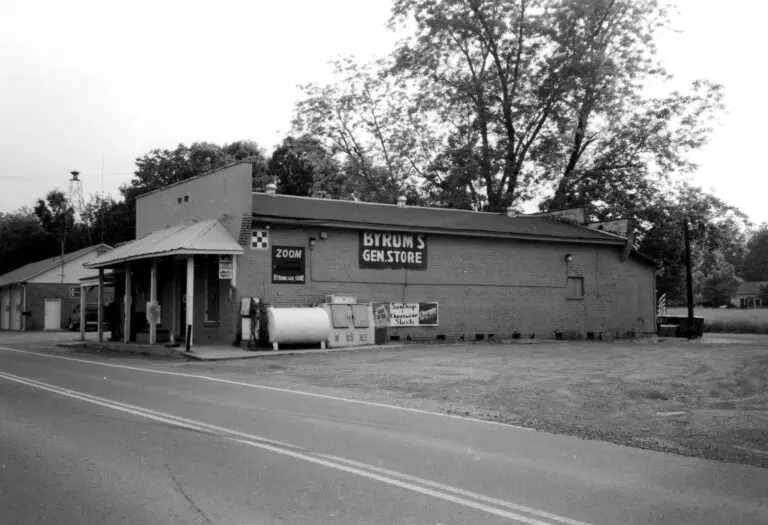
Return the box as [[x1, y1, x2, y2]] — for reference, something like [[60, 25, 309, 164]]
[[84, 220, 244, 269], [735, 281, 766, 295], [252, 193, 626, 245], [0, 244, 112, 287]]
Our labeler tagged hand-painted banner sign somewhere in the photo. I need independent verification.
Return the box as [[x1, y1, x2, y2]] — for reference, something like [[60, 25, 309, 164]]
[[373, 302, 439, 327], [359, 231, 428, 270], [272, 246, 306, 284]]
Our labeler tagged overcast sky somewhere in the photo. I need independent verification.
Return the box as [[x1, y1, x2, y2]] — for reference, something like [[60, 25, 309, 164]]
[[1, 0, 765, 224]]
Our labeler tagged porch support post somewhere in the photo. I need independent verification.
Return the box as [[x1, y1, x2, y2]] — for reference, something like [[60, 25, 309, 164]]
[[97, 269, 104, 343], [169, 263, 177, 345], [79, 282, 86, 341], [186, 255, 194, 351], [124, 263, 131, 344], [149, 259, 157, 345]]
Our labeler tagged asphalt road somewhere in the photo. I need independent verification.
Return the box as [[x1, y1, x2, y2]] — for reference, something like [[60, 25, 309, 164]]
[[1, 344, 767, 525]]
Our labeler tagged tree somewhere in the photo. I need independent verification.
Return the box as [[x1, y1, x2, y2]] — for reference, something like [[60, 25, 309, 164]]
[[34, 190, 74, 241], [32, 190, 92, 253], [294, 58, 435, 203], [291, 1, 722, 213], [0, 208, 57, 274], [758, 283, 768, 306], [222, 140, 270, 190], [636, 183, 749, 303], [268, 135, 342, 197], [385, 0, 720, 212], [82, 195, 135, 247], [739, 224, 768, 281], [698, 251, 741, 307]]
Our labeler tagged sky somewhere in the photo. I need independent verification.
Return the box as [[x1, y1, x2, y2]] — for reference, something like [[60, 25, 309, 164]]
[[1, 0, 766, 224]]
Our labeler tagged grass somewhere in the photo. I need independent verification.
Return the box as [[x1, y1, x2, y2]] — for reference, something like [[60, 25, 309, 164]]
[[186, 336, 768, 468], [667, 306, 768, 334]]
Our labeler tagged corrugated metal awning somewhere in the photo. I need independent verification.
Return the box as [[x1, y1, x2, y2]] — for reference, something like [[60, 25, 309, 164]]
[[84, 220, 244, 269]]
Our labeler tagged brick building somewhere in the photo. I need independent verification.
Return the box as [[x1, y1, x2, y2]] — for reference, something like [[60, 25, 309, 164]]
[[0, 244, 112, 331], [84, 163, 657, 347]]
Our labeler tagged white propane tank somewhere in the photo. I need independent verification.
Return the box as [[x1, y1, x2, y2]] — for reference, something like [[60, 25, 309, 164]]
[[266, 306, 331, 346]]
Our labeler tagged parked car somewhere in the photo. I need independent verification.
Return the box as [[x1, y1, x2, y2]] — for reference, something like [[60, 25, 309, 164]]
[[67, 304, 109, 331]]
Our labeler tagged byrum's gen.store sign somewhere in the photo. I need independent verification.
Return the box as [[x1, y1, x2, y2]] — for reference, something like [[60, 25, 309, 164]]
[[359, 231, 427, 270]]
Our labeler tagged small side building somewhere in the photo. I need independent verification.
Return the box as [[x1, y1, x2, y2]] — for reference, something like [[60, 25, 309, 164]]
[[84, 163, 657, 348], [731, 281, 766, 308], [0, 244, 113, 331]]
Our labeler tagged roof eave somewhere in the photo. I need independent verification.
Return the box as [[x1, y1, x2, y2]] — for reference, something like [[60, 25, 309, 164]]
[[85, 247, 245, 269], [251, 215, 626, 246], [0, 244, 113, 285]]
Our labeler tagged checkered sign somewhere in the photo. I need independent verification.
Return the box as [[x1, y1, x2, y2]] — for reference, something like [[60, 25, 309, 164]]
[[251, 229, 269, 250]]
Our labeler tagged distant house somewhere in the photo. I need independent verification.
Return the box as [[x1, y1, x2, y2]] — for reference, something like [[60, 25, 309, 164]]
[[0, 244, 112, 331], [731, 281, 766, 308]]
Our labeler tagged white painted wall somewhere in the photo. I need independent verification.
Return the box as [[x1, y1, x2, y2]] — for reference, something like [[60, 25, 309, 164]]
[[28, 250, 106, 284], [0, 287, 10, 329], [10, 286, 21, 330]]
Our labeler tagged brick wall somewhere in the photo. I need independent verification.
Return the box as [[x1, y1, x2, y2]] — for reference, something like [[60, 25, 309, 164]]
[[234, 224, 656, 343], [135, 163, 252, 239], [24, 283, 113, 331]]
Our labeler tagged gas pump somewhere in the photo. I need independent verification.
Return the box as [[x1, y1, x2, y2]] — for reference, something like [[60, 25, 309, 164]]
[[240, 297, 260, 349]]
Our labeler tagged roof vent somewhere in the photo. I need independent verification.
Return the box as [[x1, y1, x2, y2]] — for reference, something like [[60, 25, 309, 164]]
[[265, 182, 277, 196], [397, 195, 407, 208], [506, 206, 518, 218]]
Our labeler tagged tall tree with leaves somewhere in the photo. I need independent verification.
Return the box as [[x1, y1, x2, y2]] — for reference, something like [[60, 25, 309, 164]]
[[697, 251, 742, 307], [0, 208, 58, 274], [636, 183, 748, 302], [32, 190, 92, 254], [294, 58, 436, 203], [268, 135, 343, 197], [739, 225, 768, 282]]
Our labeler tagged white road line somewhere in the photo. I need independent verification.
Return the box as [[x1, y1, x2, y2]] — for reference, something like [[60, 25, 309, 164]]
[[315, 454, 593, 525], [0, 345, 534, 431], [0, 370, 302, 452], [231, 438, 556, 525], [0, 369, 593, 525]]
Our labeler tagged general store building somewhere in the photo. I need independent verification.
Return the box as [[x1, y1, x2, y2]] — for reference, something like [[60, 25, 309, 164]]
[[84, 163, 657, 348]]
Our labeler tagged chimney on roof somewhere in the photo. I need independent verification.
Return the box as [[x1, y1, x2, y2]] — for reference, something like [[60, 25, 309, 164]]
[[265, 182, 277, 196], [397, 195, 407, 208], [506, 206, 517, 218]]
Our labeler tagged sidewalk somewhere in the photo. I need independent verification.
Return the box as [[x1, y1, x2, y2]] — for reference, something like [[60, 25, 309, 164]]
[[56, 339, 404, 361]]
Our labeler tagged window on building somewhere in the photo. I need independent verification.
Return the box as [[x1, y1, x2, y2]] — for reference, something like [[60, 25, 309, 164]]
[[567, 276, 584, 298], [204, 257, 220, 323]]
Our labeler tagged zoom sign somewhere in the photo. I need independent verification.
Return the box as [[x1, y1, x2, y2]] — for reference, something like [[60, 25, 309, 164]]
[[272, 246, 306, 284], [359, 231, 427, 270]]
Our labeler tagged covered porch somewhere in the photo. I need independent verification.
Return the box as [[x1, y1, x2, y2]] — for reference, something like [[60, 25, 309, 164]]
[[83, 220, 244, 350]]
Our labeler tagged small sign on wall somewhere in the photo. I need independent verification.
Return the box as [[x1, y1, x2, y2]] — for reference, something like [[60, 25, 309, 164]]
[[272, 246, 306, 284], [70, 287, 81, 299], [373, 302, 439, 327], [219, 254, 233, 279]]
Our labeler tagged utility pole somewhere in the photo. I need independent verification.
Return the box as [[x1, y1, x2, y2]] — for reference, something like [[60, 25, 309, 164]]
[[683, 218, 695, 339]]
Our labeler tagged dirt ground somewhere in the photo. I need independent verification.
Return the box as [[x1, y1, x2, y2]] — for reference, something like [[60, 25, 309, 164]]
[[182, 335, 768, 468]]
